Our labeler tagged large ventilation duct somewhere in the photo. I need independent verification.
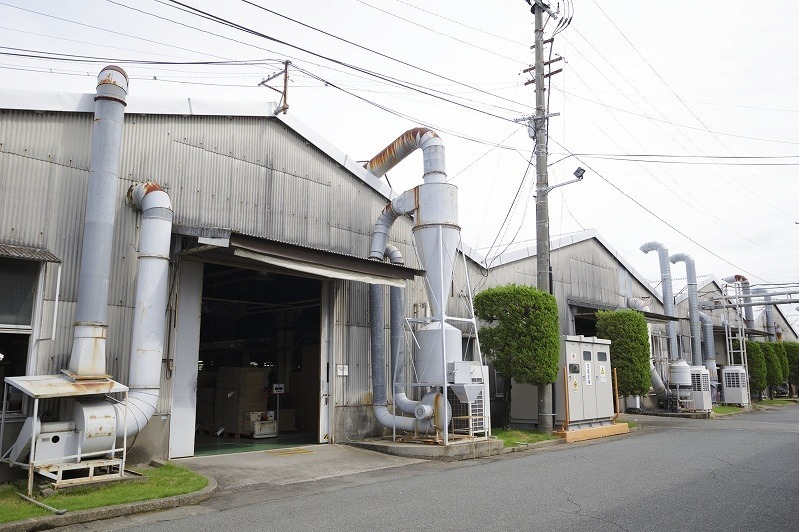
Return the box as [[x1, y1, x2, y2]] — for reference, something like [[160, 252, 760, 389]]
[[699, 312, 718, 381], [112, 183, 173, 437], [722, 275, 754, 330], [640, 242, 678, 361], [670, 253, 702, 366], [386, 245, 420, 416], [73, 183, 173, 440], [68, 65, 129, 378], [366, 128, 455, 432]]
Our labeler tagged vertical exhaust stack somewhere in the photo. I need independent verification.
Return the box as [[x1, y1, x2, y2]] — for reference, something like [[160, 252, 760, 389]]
[[670, 253, 702, 366], [67, 65, 129, 379], [640, 242, 678, 361]]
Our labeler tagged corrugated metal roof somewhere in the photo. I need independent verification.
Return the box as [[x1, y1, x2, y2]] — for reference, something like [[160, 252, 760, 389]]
[[0, 243, 60, 262]]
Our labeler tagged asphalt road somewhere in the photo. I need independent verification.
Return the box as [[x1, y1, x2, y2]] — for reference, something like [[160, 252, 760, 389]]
[[82, 406, 799, 531]]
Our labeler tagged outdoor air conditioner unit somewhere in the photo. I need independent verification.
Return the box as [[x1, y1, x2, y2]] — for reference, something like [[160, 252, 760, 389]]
[[690, 366, 712, 412], [721, 366, 750, 406]]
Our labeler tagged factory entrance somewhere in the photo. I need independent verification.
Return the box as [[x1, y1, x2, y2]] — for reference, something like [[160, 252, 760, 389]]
[[189, 262, 324, 457]]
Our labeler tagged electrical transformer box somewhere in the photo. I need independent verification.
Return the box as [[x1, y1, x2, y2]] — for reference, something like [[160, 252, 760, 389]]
[[556, 335, 614, 428]]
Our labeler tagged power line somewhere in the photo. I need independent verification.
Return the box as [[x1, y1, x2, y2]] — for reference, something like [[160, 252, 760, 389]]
[[585, 0, 795, 218], [550, 138, 768, 282], [0, 2, 231, 62], [353, 0, 526, 65]]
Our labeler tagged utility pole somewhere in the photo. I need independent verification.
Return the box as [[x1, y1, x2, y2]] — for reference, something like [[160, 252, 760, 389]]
[[532, 0, 556, 434]]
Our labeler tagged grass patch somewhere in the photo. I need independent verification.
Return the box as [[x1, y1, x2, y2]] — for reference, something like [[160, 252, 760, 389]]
[[757, 399, 793, 406], [713, 405, 743, 415], [626, 421, 638, 429], [0, 463, 207, 524], [493, 428, 557, 447]]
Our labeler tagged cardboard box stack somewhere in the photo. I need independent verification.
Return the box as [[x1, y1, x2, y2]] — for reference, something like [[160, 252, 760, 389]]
[[214, 367, 270, 435]]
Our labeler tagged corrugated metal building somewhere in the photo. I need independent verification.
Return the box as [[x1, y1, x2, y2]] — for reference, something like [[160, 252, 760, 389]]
[[1, 88, 481, 463]]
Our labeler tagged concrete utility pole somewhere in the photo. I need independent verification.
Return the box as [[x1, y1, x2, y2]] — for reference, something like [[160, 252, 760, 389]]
[[532, 0, 554, 434]]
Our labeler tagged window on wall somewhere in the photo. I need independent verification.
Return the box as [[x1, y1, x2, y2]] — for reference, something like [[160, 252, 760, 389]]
[[0, 257, 39, 412]]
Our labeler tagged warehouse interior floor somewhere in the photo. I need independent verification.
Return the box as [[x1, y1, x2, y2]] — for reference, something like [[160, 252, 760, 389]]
[[194, 430, 318, 457]]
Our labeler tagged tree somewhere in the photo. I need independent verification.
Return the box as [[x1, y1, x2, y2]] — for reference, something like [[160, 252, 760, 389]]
[[762, 343, 783, 399], [745, 341, 767, 399], [595, 309, 651, 398], [474, 284, 560, 429], [783, 342, 799, 397]]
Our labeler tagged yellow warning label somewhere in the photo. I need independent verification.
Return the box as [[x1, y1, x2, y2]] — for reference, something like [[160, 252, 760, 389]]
[[572, 378, 578, 391]]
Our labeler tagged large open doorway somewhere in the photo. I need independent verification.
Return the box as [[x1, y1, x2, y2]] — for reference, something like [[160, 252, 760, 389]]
[[193, 263, 323, 456]]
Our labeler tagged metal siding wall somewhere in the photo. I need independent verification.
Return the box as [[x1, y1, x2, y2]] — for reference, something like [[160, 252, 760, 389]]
[[2, 110, 439, 426]]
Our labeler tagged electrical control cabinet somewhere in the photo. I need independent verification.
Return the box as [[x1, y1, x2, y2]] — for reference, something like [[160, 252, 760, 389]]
[[556, 335, 614, 428]]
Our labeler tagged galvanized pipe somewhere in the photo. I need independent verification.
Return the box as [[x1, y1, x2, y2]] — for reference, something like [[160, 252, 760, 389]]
[[112, 182, 173, 438], [68, 65, 129, 377], [640, 242, 678, 360], [670, 253, 702, 366]]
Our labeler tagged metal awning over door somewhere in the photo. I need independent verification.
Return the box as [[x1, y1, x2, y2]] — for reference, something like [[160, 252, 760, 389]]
[[229, 234, 421, 288]]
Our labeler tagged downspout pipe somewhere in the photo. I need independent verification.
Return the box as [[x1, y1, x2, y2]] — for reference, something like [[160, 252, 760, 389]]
[[111, 183, 173, 438], [68, 65, 129, 378], [670, 253, 702, 366], [640, 242, 678, 361]]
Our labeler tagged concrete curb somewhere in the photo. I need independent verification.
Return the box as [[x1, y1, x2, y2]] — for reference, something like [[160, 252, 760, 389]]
[[0, 475, 217, 532], [499, 438, 564, 454]]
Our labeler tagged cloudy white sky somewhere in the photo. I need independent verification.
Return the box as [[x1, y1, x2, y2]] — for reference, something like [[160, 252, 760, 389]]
[[2, 1, 798, 322]]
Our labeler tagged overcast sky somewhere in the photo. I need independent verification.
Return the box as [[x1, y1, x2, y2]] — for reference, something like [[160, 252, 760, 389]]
[[2, 1, 798, 323]]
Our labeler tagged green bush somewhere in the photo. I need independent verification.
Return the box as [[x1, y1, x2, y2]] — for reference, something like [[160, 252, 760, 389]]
[[745, 341, 767, 396], [772, 342, 790, 382], [595, 309, 651, 397], [762, 343, 783, 386], [474, 284, 560, 386], [784, 342, 799, 386]]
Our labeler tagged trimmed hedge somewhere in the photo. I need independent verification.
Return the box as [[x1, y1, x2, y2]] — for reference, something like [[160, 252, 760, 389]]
[[784, 342, 799, 386], [595, 309, 651, 397], [762, 343, 784, 386], [474, 284, 560, 386], [745, 341, 767, 396]]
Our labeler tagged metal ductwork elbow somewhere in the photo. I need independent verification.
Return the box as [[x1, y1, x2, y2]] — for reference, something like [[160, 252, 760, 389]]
[[640, 241, 678, 361]]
